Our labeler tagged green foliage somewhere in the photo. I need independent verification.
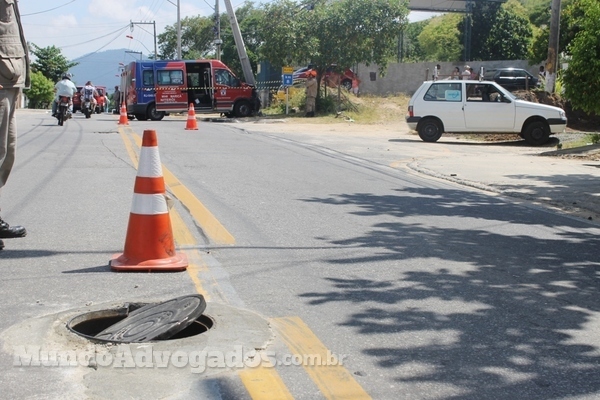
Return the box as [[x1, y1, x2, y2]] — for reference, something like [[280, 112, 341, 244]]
[[29, 44, 78, 82], [484, 6, 532, 60], [157, 16, 215, 59], [563, 0, 600, 114], [528, 0, 579, 62], [259, 0, 409, 77], [24, 71, 54, 109], [418, 14, 462, 62], [401, 20, 428, 62], [220, 2, 263, 80]]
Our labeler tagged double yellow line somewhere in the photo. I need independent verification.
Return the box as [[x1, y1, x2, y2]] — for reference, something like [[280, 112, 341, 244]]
[[118, 126, 370, 399]]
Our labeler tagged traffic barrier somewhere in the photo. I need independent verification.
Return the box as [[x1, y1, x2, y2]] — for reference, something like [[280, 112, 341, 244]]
[[184, 103, 198, 130], [111, 129, 188, 272], [118, 102, 129, 125]]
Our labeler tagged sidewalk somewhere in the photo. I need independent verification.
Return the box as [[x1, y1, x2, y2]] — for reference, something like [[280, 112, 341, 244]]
[[410, 144, 600, 223], [236, 118, 600, 224]]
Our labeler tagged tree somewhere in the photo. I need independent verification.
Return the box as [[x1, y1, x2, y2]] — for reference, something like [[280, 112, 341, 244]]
[[418, 14, 462, 62], [562, 0, 600, 114], [401, 20, 428, 62], [459, 1, 502, 60], [528, 0, 579, 63], [484, 5, 532, 60], [29, 44, 78, 82], [157, 16, 215, 59], [259, 0, 409, 87], [24, 71, 54, 109]]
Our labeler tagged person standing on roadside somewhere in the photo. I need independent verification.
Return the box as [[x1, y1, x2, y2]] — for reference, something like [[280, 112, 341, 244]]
[[113, 85, 120, 113], [0, 0, 30, 250], [305, 70, 317, 117]]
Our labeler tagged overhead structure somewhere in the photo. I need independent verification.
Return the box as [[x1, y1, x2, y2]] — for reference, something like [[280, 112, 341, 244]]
[[408, 0, 506, 13], [407, 0, 507, 61]]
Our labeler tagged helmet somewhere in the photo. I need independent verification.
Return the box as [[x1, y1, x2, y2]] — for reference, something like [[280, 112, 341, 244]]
[[62, 73, 72, 80]]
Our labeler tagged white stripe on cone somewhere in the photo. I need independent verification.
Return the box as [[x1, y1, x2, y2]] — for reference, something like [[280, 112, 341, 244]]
[[138, 147, 163, 177], [130, 193, 169, 215]]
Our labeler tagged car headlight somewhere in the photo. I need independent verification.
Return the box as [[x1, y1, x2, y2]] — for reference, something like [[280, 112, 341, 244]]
[[559, 110, 566, 119]]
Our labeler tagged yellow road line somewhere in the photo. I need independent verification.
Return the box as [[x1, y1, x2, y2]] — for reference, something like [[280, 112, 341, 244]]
[[119, 127, 336, 399], [118, 127, 208, 299], [273, 317, 371, 400], [239, 357, 294, 400], [128, 131, 235, 246]]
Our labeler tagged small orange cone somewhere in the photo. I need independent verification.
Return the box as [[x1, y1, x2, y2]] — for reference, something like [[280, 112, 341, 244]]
[[111, 129, 188, 272], [118, 102, 129, 125], [185, 103, 198, 130]]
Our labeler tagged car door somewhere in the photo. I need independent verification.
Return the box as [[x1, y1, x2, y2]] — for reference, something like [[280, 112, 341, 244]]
[[421, 82, 465, 131], [154, 61, 189, 112], [463, 82, 515, 131]]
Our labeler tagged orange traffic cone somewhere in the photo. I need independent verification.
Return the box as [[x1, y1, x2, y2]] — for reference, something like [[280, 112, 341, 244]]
[[110, 129, 188, 272], [185, 103, 198, 130], [118, 102, 129, 125]]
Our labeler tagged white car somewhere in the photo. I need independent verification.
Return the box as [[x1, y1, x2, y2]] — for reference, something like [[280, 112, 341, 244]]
[[406, 80, 567, 146]]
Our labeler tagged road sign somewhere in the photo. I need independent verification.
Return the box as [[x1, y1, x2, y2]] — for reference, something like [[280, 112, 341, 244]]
[[283, 74, 293, 86], [282, 66, 294, 74]]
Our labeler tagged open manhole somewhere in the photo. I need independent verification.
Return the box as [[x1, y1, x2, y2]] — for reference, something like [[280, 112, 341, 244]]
[[67, 295, 213, 343]]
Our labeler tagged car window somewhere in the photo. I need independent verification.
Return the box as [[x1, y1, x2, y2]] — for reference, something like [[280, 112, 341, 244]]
[[143, 70, 154, 86], [423, 83, 462, 101], [467, 83, 508, 102], [157, 70, 183, 85]]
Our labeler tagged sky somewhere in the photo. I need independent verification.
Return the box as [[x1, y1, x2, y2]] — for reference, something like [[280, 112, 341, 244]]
[[19, 0, 438, 62]]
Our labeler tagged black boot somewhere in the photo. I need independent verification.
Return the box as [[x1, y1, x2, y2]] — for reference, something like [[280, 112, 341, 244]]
[[0, 217, 27, 239], [0, 239, 4, 250]]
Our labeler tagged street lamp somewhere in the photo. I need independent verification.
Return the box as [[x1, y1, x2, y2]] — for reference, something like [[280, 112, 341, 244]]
[[166, 0, 181, 59], [126, 35, 152, 57]]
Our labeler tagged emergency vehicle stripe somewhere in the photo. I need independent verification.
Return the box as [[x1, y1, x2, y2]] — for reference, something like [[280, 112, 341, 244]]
[[137, 146, 162, 177], [130, 193, 169, 215]]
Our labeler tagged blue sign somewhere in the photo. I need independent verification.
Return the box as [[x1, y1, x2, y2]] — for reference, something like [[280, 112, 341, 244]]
[[283, 74, 293, 86]]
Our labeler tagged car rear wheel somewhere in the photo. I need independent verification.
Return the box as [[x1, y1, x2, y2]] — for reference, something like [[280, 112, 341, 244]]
[[523, 121, 550, 146], [341, 79, 352, 91], [418, 118, 443, 142]]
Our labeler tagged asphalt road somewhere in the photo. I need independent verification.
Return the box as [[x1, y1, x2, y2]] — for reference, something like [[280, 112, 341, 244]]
[[1, 110, 599, 400]]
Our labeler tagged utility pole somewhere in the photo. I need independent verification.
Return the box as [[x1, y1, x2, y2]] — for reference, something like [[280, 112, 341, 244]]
[[177, 0, 182, 59], [546, 0, 562, 93], [223, 0, 255, 85], [130, 21, 158, 60], [215, 0, 221, 60]]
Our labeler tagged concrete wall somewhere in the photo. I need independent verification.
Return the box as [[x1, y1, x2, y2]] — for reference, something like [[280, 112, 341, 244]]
[[355, 60, 539, 96]]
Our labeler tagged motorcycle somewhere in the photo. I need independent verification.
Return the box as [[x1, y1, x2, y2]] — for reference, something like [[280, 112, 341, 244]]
[[56, 96, 72, 126], [81, 96, 93, 119]]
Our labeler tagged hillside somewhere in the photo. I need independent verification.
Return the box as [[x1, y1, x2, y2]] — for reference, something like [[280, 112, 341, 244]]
[[69, 49, 147, 96]]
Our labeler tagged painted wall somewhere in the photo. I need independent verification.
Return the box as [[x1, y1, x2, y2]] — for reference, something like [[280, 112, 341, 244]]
[[355, 60, 538, 96]]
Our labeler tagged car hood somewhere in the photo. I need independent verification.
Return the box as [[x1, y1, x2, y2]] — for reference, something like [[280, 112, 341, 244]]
[[514, 99, 564, 114]]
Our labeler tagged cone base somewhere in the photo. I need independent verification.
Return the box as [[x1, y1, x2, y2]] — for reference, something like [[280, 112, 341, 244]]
[[110, 252, 188, 272]]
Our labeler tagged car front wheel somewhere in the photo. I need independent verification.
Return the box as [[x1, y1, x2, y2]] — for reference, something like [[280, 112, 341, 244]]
[[523, 121, 550, 146], [418, 118, 443, 142]]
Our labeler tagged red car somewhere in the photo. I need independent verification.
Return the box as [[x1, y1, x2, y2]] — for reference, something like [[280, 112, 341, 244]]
[[293, 65, 358, 91], [73, 85, 107, 114]]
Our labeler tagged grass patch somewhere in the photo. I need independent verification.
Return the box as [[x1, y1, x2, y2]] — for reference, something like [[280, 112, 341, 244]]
[[262, 90, 411, 125]]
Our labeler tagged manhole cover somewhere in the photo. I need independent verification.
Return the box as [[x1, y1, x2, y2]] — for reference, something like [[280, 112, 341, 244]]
[[93, 295, 206, 343]]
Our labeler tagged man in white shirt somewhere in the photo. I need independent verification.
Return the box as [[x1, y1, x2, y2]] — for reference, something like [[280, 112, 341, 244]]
[[52, 74, 77, 117]]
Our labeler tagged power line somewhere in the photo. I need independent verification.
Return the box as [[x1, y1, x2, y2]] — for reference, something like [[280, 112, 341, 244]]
[[61, 25, 131, 49], [21, 0, 79, 17], [72, 26, 131, 61]]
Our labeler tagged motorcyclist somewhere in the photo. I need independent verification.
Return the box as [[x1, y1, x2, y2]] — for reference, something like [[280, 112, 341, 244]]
[[81, 81, 99, 112], [52, 73, 77, 117]]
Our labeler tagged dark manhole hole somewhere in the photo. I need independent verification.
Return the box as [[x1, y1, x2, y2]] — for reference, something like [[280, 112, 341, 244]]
[[67, 295, 212, 343]]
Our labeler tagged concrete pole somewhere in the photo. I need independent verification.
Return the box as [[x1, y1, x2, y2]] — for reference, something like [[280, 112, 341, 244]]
[[546, 0, 561, 93], [177, 0, 182, 59]]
